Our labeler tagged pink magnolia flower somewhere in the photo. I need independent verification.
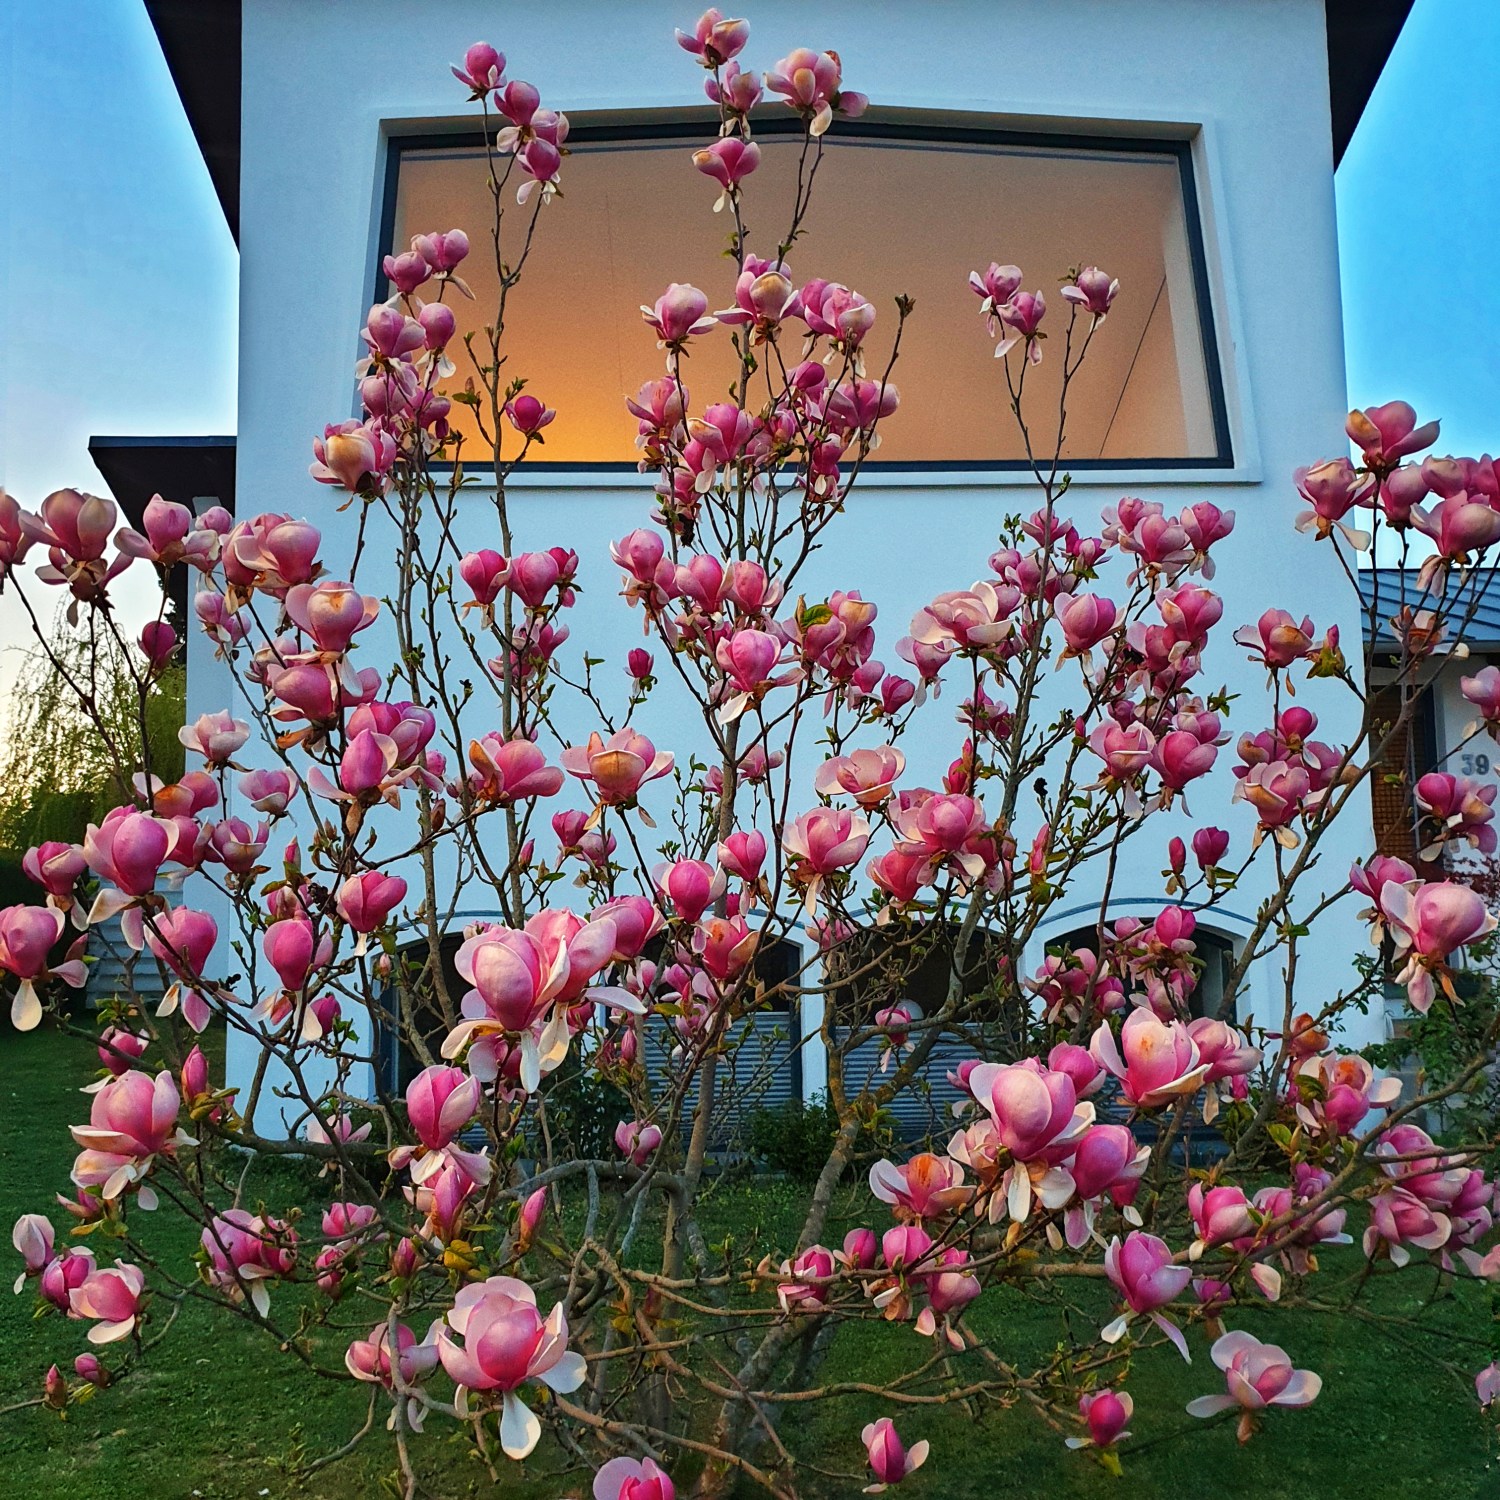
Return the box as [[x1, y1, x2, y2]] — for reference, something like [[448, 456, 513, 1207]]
[[1187, 1330, 1321, 1439], [82, 807, 176, 903], [346, 1320, 441, 1429], [285, 580, 380, 655], [435, 1275, 587, 1457], [815, 747, 905, 808], [505, 394, 556, 436], [653, 859, 723, 924], [693, 137, 760, 207], [1412, 490, 1500, 564], [1379, 879, 1499, 1011], [201, 1209, 297, 1314], [23, 488, 132, 602], [238, 767, 299, 816], [1187, 1183, 1255, 1256], [868, 1153, 970, 1222], [69, 1069, 185, 1204], [0, 487, 36, 576], [22, 839, 87, 910], [1057, 593, 1118, 657], [717, 262, 797, 332], [1293, 457, 1374, 546], [1060, 266, 1119, 321], [595, 1456, 675, 1500], [40, 1246, 95, 1310], [641, 283, 716, 348], [1103, 1231, 1193, 1360], [675, 8, 749, 66], [777, 1243, 837, 1313], [310, 420, 396, 493], [915, 1246, 981, 1345], [561, 729, 674, 808], [995, 290, 1047, 362], [1346, 400, 1439, 470], [861, 1416, 929, 1492], [1090, 1010, 1209, 1109], [1047, 1042, 1103, 1098], [177, 710, 249, 765], [445, 910, 634, 1090], [797, 280, 877, 350], [336, 871, 408, 944], [767, 48, 867, 136], [11, 1213, 53, 1291], [405, 1065, 484, 1157], [70, 1261, 148, 1343], [967, 1061, 1089, 1220], [705, 59, 761, 116], [841, 1227, 878, 1270], [718, 829, 766, 883], [451, 41, 505, 93], [1192, 826, 1231, 869], [1363, 1186, 1452, 1266], [909, 581, 1017, 652], [969, 262, 1024, 317], [1293, 1052, 1400, 1136], [115, 495, 218, 569], [783, 807, 870, 908], [1233, 609, 1316, 670], [0, 904, 84, 1030], [467, 735, 565, 807], [1188, 1016, 1261, 1121], [1067, 1389, 1134, 1450], [261, 917, 332, 995], [1462, 664, 1500, 729], [615, 1119, 664, 1166]]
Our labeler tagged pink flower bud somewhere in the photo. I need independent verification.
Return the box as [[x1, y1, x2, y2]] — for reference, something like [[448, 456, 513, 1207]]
[[505, 393, 556, 435], [451, 42, 505, 93], [861, 1416, 929, 1489], [139, 621, 178, 668]]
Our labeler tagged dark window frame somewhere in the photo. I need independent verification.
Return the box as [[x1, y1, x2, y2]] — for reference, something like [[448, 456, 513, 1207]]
[[374, 114, 1233, 473]]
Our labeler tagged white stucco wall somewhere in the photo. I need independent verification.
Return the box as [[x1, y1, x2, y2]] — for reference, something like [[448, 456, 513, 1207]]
[[203, 0, 1382, 1121]]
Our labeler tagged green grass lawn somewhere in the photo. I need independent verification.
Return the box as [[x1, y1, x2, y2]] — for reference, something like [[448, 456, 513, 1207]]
[[1, 1024, 1497, 1498]]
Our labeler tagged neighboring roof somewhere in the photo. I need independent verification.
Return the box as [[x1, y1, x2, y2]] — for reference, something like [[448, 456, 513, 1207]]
[[145, 0, 1410, 245], [1358, 567, 1500, 653], [87, 435, 238, 529], [88, 434, 237, 623]]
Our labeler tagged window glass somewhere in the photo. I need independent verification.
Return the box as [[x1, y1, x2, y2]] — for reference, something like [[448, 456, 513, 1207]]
[[385, 122, 1225, 467]]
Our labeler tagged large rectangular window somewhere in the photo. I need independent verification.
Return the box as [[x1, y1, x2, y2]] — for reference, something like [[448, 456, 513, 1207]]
[[379, 118, 1230, 470]]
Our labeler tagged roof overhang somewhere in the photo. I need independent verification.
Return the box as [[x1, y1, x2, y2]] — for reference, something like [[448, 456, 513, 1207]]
[[145, 0, 241, 242], [88, 433, 237, 621], [147, 0, 1411, 246], [88, 435, 237, 530]]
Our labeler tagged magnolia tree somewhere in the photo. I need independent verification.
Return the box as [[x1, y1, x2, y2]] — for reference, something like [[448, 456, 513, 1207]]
[[4, 13, 1500, 1497]]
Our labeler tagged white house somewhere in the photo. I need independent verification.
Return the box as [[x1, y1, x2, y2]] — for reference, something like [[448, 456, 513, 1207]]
[[108, 0, 1413, 1136]]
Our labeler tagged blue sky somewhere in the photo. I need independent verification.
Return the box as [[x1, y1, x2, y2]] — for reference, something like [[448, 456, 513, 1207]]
[[0, 0, 1494, 679], [1337, 0, 1500, 458], [0, 0, 237, 676]]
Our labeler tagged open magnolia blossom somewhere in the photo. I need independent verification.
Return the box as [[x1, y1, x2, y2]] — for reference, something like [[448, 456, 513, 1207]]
[[3, 8, 1499, 1496], [1187, 1330, 1322, 1442]]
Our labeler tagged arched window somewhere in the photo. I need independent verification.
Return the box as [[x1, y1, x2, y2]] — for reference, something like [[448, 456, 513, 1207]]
[[381, 929, 468, 1093], [641, 934, 806, 1147], [821, 922, 1020, 1144], [1050, 918, 1238, 1021]]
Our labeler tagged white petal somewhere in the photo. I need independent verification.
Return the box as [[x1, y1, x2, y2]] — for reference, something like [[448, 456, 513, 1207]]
[[500, 1390, 541, 1460]]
